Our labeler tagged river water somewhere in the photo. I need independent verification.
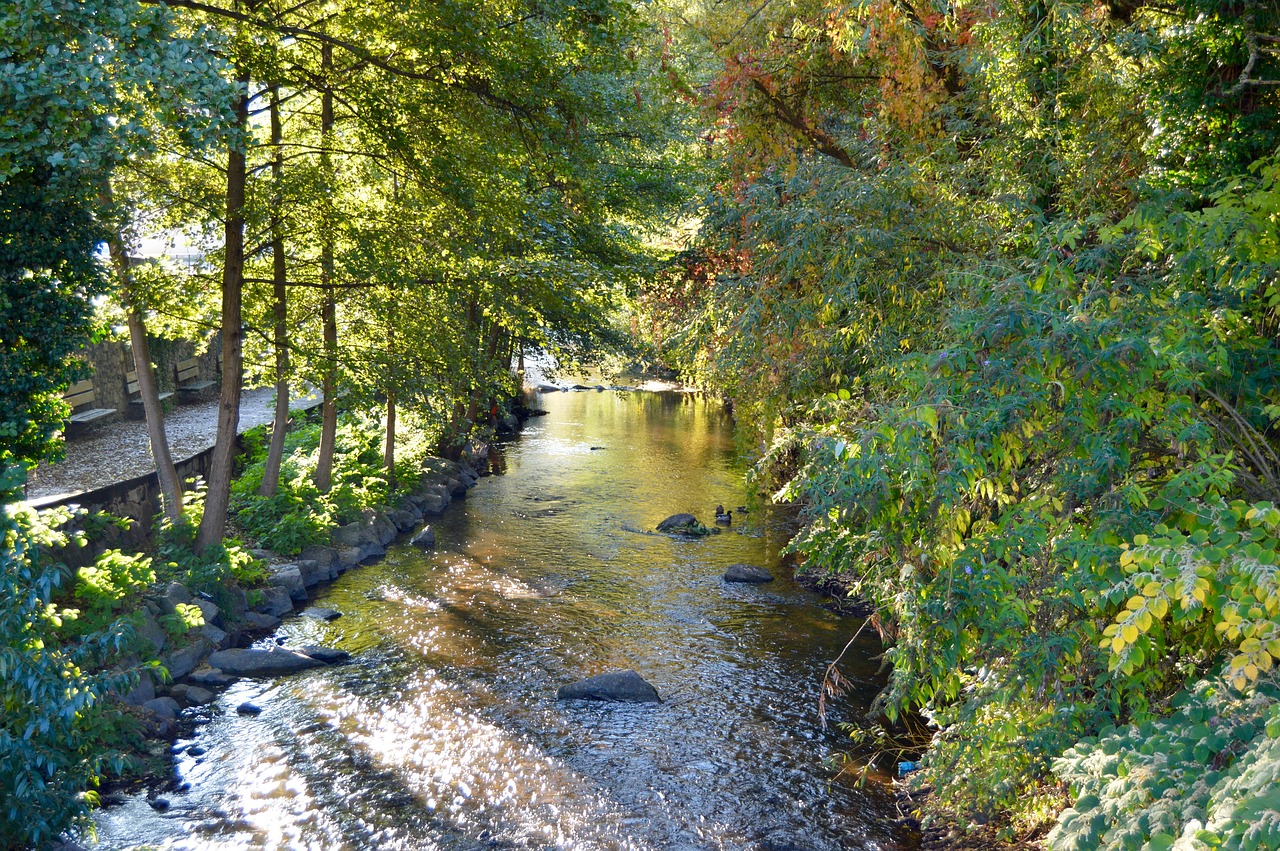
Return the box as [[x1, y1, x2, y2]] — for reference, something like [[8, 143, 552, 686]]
[[94, 390, 905, 850]]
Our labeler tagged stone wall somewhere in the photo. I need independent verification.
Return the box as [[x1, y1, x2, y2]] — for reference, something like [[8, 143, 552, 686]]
[[72, 335, 220, 418], [30, 437, 242, 569]]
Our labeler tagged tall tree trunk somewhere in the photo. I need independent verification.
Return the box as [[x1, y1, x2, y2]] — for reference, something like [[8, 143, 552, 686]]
[[260, 85, 290, 498], [384, 300, 397, 490], [384, 391, 396, 491], [315, 43, 339, 493], [101, 185, 184, 522], [125, 309, 184, 523], [197, 68, 250, 550]]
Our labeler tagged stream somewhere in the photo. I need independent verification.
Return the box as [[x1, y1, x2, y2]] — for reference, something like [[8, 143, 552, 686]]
[[93, 390, 907, 850]]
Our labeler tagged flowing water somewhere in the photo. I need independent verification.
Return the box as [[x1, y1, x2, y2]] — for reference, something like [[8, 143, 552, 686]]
[[94, 390, 906, 851]]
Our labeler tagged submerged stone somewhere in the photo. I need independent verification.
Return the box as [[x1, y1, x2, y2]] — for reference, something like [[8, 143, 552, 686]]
[[557, 670, 661, 703], [724, 564, 774, 584], [301, 607, 342, 622]]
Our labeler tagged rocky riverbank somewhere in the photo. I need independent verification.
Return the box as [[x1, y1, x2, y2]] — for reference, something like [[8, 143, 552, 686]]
[[113, 454, 485, 746]]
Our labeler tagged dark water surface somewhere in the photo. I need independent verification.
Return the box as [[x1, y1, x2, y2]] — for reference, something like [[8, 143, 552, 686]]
[[95, 391, 903, 850]]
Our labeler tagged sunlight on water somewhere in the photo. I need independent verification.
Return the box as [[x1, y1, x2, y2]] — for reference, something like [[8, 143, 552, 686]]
[[93, 391, 905, 851]]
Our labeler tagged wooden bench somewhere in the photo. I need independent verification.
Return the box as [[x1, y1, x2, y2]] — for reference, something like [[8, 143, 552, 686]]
[[62, 380, 117, 426], [176, 358, 216, 396], [125, 369, 175, 408]]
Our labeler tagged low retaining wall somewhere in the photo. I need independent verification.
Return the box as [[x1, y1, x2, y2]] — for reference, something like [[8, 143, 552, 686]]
[[30, 438, 246, 567]]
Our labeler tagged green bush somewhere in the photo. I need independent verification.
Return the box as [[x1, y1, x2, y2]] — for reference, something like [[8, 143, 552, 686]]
[[1049, 672, 1280, 851], [0, 469, 140, 848], [229, 412, 437, 554], [63, 549, 156, 638]]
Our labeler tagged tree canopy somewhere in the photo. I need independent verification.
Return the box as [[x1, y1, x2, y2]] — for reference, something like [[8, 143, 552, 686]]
[[636, 0, 1280, 844]]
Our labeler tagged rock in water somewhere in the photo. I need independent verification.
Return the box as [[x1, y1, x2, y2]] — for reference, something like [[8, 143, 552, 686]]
[[301, 607, 342, 622], [723, 564, 775, 584], [409, 526, 436, 550], [300, 645, 351, 664], [656, 513, 700, 533], [206, 647, 325, 677], [557, 670, 661, 703]]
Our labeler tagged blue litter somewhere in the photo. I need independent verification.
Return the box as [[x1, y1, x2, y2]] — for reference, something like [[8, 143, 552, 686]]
[[897, 761, 920, 777]]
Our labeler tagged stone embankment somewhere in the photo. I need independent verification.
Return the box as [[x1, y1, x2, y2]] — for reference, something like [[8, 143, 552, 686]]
[[125, 455, 482, 736]]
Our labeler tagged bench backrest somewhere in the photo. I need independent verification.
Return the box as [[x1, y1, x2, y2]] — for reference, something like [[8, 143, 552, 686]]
[[63, 380, 96, 410], [176, 358, 200, 383], [125, 370, 141, 398]]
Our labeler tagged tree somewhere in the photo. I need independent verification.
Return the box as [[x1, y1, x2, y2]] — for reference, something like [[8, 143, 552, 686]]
[[0, 0, 232, 842]]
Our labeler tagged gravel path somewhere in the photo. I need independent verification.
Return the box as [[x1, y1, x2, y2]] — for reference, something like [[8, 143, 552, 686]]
[[26, 387, 322, 502]]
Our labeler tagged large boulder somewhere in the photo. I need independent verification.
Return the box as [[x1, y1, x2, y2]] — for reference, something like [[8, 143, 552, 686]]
[[412, 491, 449, 515], [422, 456, 464, 479], [333, 516, 380, 548], [388, 509, 419, 534], [136, 610, 168, 655], [143, 696, 180, 721], [187, 666, 235, 687], [157, 581, 192, 616], [294, 559, 329, 588], [557, 670, 661, 703], [337, 541, 385, 568], [241, 611, 282, 632], [168, 683, 216, 707], [656, 513, 696, 531], [299, 545, 342, 576], [657, 514, 711, 536], [194, 599, 221, 628], [270, 564, 306, 600], [256, 586, 294, 618], [371, 511, 398, 546], [723, 564, 775, 584], [199, 623, 231, 650], [300, 646, 351, 664], [123, 669, 156, 706], [206, 647, 325, 677], [164, 638, 211, 680]]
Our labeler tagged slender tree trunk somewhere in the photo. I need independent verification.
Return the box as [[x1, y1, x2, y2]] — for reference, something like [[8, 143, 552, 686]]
[[197, 68, 250, 550], [101, 186, 184, 522], [384, 301, 397, 490], [384, 391, 396, 491], [315, 43, 339, 493], [260, 85, 290, 498], [125, 309, 184, 522]]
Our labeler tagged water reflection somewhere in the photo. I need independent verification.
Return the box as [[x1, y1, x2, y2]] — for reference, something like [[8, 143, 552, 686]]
[[93, 391, 903, 850]]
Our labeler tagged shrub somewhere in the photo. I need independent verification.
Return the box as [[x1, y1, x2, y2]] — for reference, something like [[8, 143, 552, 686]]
[[63, 549, 156, 638], [228, 411, 437, 554], [0, 468, 140, 847], [1049, 672, 1280, 851]]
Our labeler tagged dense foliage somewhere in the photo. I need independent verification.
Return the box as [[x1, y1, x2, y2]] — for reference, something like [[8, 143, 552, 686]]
[[0, 472, 139, 848], [230, 415, 439, 554], [638, 0, 1280, 841]]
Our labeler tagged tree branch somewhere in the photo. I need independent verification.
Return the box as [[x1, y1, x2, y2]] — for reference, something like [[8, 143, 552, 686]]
[[747, 77, 854, 167]]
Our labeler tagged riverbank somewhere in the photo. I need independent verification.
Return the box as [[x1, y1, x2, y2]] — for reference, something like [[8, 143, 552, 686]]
[[792, 565, 1031, 850]]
